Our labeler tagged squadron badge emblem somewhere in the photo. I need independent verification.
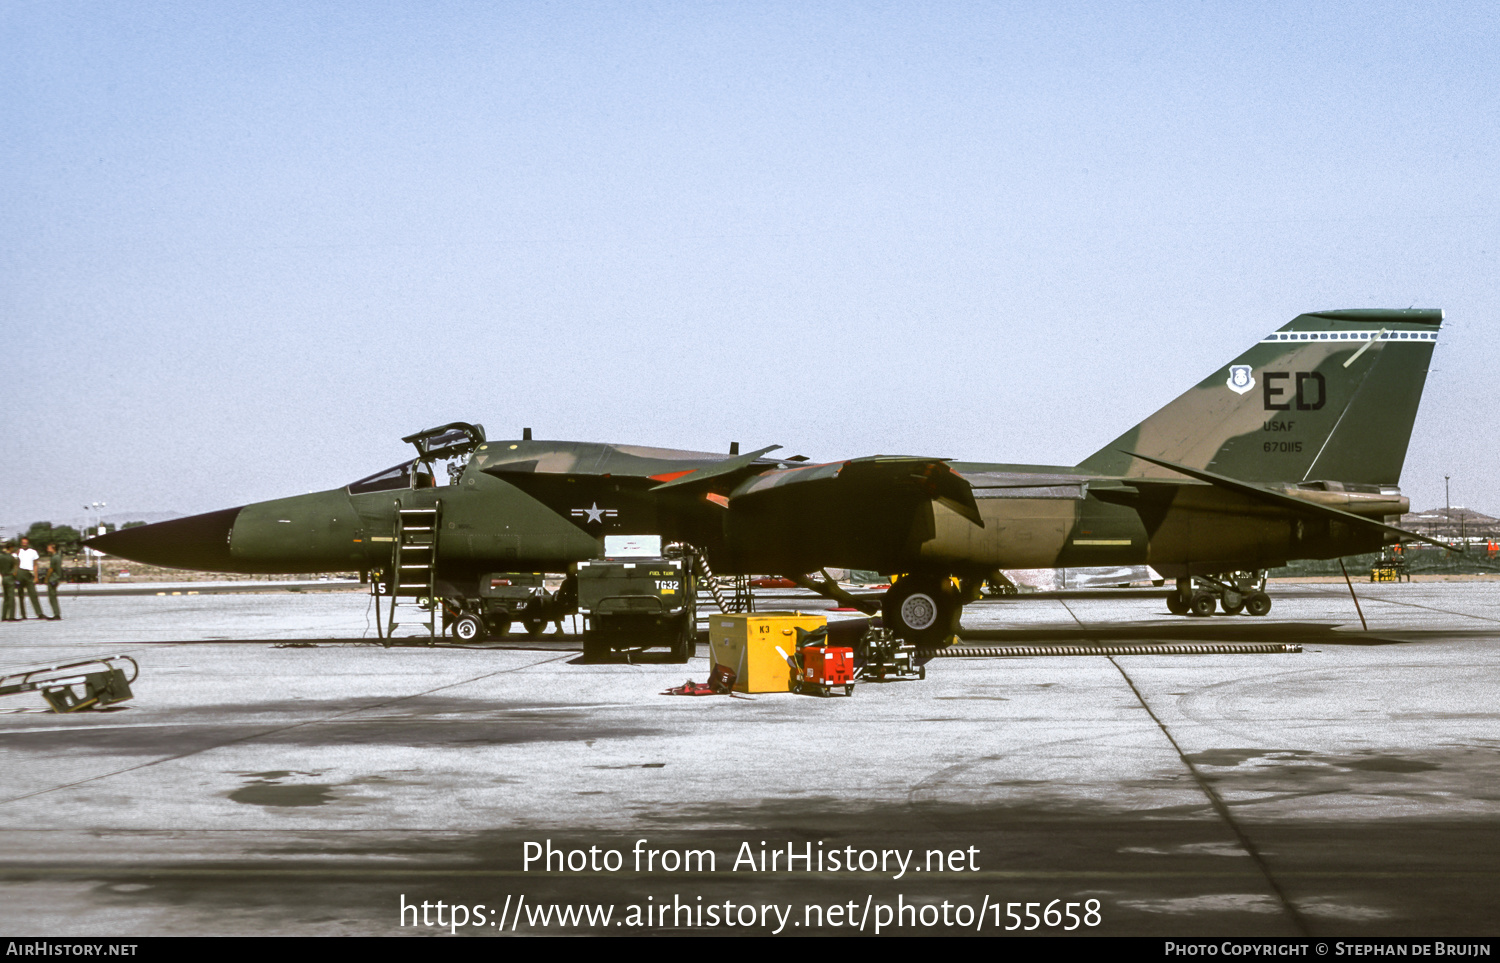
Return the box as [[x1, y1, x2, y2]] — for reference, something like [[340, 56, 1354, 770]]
[[1226, 364, 1255, 395]]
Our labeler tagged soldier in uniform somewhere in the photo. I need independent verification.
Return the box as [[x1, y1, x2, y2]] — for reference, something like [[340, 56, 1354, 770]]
[[15, 537, 42, 620], [43, 543, 63, 620], [0, 544, 16, 621]]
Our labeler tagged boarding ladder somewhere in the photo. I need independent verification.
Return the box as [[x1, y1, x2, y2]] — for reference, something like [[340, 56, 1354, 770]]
[[674, 543, 754, 614], [386, 503, 441, 642]]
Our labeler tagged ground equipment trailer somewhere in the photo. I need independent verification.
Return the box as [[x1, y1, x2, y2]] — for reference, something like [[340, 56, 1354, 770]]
[[447, 572, 570, 641], [0, 655, 138, 712], [855, 625, 926, 681], [577, 556, 696, 662], [1370, 551, 1411, 583]]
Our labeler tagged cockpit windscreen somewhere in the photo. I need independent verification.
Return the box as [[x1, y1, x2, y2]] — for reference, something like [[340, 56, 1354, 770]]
[[347, 461, 414, 494]]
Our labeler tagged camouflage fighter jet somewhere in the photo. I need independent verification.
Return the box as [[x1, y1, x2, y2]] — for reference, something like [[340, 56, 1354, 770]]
[[91, 308, 1448, 646]]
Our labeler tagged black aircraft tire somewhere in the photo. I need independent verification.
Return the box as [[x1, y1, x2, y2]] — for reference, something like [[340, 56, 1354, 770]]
[[883, 577, 960, 647], [1188, 593, 1217, 617], [488, 618, 511, 640], [1245, 592, 1272, 617], [1221, 590, 1246, 615], [453, 614, 485, 642], [524, 618, 546, 638], [1166, 592, 1189, 615], [583, 634, 609, 662]]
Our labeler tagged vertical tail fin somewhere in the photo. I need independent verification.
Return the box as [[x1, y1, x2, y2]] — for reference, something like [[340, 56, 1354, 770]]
[[1076, 309, 1441, 486]]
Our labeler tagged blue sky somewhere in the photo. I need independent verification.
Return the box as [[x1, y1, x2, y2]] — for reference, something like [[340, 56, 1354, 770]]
[[3, 1, 1497, 526]]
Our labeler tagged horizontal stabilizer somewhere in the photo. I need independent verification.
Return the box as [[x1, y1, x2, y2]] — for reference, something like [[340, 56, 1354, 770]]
[[1121, 450, 1452, 550]]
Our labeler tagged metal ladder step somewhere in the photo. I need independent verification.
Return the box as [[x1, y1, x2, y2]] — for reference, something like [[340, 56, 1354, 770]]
[[386, 501, 442, 642]]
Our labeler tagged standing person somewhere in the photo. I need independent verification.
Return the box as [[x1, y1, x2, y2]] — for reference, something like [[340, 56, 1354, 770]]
[[0, 544, 16, 622], [43, 543, 63, 620], [15, 537, 42, 620]]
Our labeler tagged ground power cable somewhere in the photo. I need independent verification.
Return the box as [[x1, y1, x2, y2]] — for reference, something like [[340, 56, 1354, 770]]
[[1056, 598, 1312, 937]]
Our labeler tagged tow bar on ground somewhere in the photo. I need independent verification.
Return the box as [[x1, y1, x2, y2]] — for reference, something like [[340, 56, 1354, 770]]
[[0, 655, 139, 712]]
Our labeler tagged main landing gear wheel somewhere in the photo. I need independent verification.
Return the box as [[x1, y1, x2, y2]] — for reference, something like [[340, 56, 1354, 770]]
[[488, 618, 511, 640], [883, 576, 961, 647], [453, 614, 485, 642], [524, 618, 547, 638], [583, 633, 608, 662], [1171, 573, 1270, 618], [1245, 592, 1272, 617], [1188, 593, 1217, 617]]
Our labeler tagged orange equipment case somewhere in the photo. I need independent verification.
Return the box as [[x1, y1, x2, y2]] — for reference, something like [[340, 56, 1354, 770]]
[[795, 646, 856, 697]]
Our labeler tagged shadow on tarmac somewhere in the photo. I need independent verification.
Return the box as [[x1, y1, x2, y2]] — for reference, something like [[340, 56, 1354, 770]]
[[21, 798, 1500, 936]]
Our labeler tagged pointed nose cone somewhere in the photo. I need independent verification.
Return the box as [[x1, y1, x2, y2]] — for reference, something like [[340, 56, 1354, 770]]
[[86, 507, 244, 571]]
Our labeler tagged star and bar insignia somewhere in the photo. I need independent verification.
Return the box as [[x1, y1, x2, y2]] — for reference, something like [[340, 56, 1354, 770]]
[[570, 503, 619, 524]]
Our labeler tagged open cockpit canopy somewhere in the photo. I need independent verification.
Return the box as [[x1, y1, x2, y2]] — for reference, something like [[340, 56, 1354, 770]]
[[347, 422, 487, 494], [403, 422, 486, 462]]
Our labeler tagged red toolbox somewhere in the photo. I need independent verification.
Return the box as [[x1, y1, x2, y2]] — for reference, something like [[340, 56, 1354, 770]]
[[795, 646, 856, 696]]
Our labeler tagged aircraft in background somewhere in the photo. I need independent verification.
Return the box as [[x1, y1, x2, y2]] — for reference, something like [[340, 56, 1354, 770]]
[[91, 308, 1450, 646]]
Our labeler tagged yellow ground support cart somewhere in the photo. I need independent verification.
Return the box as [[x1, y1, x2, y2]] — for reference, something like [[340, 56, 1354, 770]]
[[708, 612, 827, 693], [1370, 552, 1410, 582]]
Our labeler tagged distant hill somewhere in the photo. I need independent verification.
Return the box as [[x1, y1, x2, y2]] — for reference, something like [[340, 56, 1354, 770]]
[[1400, 507, 1498, 538]]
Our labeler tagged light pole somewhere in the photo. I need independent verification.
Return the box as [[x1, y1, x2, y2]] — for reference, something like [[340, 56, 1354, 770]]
[[83, 505, 94, 579], [86, 501, 106, 581], [1443, 476, 1457, 555]]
